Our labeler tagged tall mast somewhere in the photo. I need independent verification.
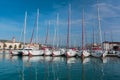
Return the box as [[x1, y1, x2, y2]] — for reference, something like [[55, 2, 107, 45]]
[[24, 11, 27, 47], [53, 21, 56, 48], [92, 22, 95, 47], [104, 31, 107, 50], [36, 9, 39, 44], [97, 0, 102, 45], [110, 30, 113, 49], [56, 13, 59, 48], [111, 30, 113, 42], [104, 31, 106, 42], [66, 4, 71, 49], [45, 21, 50, 45], [82, 9, 84, 50]]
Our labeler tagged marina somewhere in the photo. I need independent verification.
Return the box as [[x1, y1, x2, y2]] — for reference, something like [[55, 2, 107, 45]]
[[0, 0, 120, 80]]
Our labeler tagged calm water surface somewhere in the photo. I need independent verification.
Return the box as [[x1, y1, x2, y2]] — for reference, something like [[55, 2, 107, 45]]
[[0, 53, 120, 80]]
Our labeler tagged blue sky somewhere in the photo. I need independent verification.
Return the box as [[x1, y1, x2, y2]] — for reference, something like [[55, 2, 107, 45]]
[[0, 0, 120, 46]]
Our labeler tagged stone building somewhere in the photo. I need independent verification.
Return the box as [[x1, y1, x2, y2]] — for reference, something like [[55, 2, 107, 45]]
[[0, 37, 21, 50], [103, 41, 120, 50], [0, 42, 3, 49]]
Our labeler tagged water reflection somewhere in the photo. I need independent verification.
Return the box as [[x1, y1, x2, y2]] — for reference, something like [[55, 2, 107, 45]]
[[0, 53, 120, 80], [66, 58, 78, 64], [81, 57, 91, 64]]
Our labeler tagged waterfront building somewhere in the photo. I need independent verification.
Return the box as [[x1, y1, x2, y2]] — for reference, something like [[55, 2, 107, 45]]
[[0, 37, 21, 50], [103, 41, 120, 50], [0, 42, 3, 50]]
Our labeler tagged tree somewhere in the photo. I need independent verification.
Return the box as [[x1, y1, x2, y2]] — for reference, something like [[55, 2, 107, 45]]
[[3, 43, 7, 50], [19, 44, 22, 49], [9, 45, 12, 49], [14, 45, 17, 50]]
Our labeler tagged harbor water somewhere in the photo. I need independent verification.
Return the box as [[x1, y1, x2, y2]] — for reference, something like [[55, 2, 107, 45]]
[[0, 53, 120, 80]]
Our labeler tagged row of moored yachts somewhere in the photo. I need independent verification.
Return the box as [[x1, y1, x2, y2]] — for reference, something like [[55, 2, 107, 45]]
[[10, 47, 120, 58]]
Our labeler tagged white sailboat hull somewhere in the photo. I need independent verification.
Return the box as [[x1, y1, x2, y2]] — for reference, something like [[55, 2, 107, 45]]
[[60, 48, 66, 55], [91, 50, 102, 57], [91, 50, 108, 58], [52, 50, 61, 56], [77, 50, 90, 57], [66, 49, 76, 57], [52, 49, 65, 56], [44, 48, 52, 56], [19, 50, 29, 56], [29, 50, 44, 56]]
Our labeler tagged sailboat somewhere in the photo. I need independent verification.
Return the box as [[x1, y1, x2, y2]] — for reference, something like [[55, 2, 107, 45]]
[[65, 4, 77, 57], [52, 48, 65, 57], [77, 9, 90, 58], [43, 21, 52, 56], [91, 0, 108, 58], [28, 9, 44, 56], [44, 47, 52, 56], [11, 11, 29, 56], [52, 13, 65, 57]]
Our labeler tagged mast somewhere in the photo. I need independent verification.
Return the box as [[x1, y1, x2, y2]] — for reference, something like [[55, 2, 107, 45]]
[[111, 30, 113, 42], [23, 11, 27, 48], [110, 30, 113, 49], [36, 9, 39, 44], [30, 9, 38, 44], [104, 31, 107, 50], [56, 13, 59, 48], [66, 4, 71, 49], [104, 31, 106, 42], [53, 21, 56, 48], [82, 9, 84, 50], [97, 0, 103, 45], [45, 21, 50, 45], [92, 23, 95, 46]]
